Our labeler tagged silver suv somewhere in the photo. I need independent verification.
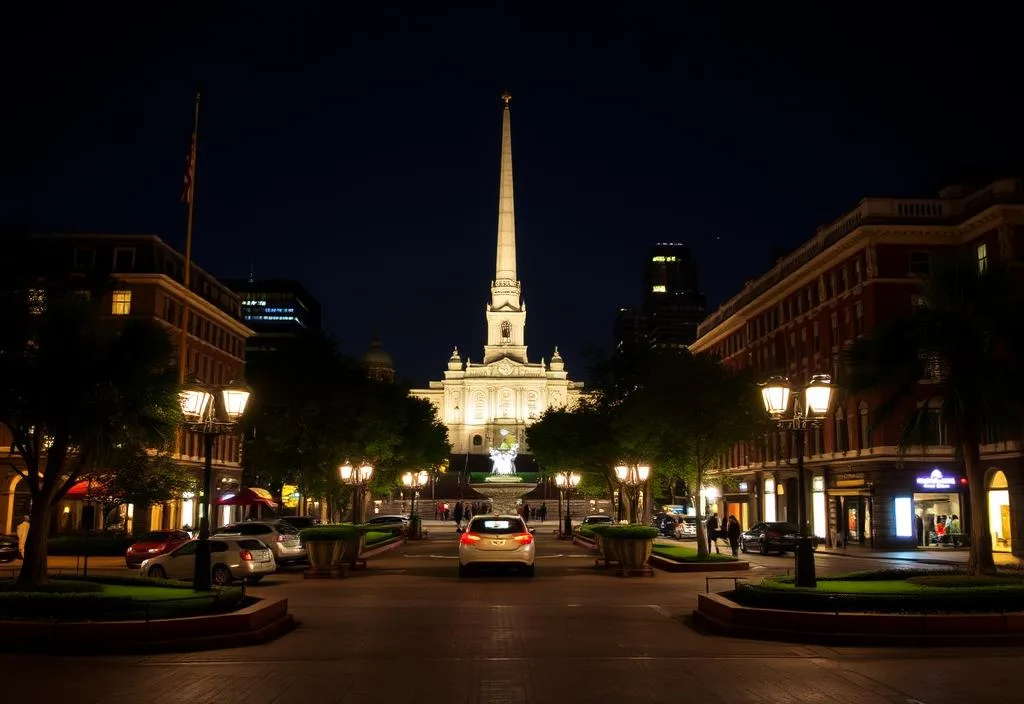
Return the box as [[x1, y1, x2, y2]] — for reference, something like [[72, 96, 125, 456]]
[[214, 521, 306, 565]]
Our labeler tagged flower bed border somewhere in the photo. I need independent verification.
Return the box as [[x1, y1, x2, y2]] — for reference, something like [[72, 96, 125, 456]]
[[649, 553, 750, 573], [693, 591, 1024, 646], [0, 596, 294, 654]]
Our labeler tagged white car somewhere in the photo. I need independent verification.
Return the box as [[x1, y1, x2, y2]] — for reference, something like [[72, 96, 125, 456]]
[[458, 515, 535, 578], [140, 537, 276, 585]]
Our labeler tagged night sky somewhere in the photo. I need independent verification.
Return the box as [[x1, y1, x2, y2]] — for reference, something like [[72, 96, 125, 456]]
[[4, 4, 1022, 386]]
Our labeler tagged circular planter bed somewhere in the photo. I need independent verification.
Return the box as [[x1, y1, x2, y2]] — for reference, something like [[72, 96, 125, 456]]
[[649, 545, 749, 572]]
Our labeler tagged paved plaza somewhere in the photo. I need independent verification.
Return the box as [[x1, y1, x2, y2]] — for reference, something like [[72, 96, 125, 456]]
[[1, 530, 1022, 703]]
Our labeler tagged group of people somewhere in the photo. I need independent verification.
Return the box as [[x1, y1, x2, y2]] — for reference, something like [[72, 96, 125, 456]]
[[518, 502, 547, 522], [704, 513, 742, 556], [916, 512, 962, 547]]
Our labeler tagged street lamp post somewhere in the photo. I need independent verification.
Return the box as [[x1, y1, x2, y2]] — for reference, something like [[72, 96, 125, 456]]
[[402, 470, 429, 539], [614, 464, 651, 524], [554, 471, 581, 538], [339, 462, 374, 524], [179, 380, 251, 592], [759, 374, 835, 588]]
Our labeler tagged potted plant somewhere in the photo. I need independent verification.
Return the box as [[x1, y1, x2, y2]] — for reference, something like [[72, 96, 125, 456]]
[[588, 523, 617, 566], [299, 524, 368, 576], [600, 524, 658, 576]]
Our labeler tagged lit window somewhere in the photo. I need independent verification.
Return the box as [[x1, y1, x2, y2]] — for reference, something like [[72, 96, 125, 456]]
[[977, 243, 988, 274], [651, 256, 666, 262], [651, 285, 666, 293], [27, 289, 46, 315], [112, 290, 132, 315]]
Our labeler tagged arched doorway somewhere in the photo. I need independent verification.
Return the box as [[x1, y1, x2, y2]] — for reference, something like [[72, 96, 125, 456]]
[[4, 474, 32, 535], [987, 469, 1012, 553]]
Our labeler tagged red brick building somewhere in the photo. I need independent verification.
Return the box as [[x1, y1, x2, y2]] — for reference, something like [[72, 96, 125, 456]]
[[0, 234, 253, 535], [691, 178, 1024, 557]]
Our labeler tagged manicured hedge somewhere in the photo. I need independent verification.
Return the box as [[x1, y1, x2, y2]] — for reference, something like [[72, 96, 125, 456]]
[[598, 524, 659, 540], [298, 524, 370, 543]]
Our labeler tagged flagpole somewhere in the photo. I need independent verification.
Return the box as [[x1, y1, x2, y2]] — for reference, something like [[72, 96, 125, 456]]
[[178, 92, 200, 386]]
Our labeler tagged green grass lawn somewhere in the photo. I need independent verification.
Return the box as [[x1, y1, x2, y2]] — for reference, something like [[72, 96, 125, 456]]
[[652, 545, 737, 563], [101, 584, 215, 600], [365, 531, 396, 546]]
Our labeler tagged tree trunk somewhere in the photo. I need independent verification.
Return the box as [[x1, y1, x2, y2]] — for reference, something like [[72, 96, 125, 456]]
[[15, 499, 54, 590], [963, 440, 996, 574]]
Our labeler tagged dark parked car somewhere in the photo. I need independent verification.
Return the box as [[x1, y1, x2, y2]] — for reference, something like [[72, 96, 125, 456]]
[[740, 522, 800, 555], [652, 514, 680, 537], [279, 516, 322, 531], [0, 534, 18, 562]]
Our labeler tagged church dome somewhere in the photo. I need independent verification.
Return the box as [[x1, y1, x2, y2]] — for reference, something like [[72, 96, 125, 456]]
[[363, 337, 395, 382]]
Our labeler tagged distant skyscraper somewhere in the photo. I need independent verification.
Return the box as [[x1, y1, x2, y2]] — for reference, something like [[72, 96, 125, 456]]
[[222, 278, 322, 355], [615, 242, 707, 349]]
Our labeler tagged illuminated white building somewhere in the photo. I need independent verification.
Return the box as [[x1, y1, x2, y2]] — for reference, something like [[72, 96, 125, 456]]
[[410, 94, 583, 455]]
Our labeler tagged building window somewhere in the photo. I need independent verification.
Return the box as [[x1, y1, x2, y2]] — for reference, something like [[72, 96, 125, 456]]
[[911, 294, 927, 312], [111, 290, 132, 315], [854, 302, 864, 336], [830, 313, 838, 348], [651, 285, 666, 293], [924, 407, 948, 446], [113, 247, 136, 272], [840, 266, 848, 292], [854, 259, 862, 284], [73, 247, 95, 269], [834, 411, 849, 453], [812, 321, 820, 353], [500, 320, 511, 340], [909, 251, 931, 276], [977, 243, 988, 274], [800, 328, 807, 359], [27, 288, 46, 315], [472, 434, 483, 447]]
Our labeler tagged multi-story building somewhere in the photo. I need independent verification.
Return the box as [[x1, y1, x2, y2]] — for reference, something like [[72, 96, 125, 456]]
[[0, 234, 253, 536], [691, 178, 1024, 558], [221, 277, 322, 356], [615, 242, 707, 349]]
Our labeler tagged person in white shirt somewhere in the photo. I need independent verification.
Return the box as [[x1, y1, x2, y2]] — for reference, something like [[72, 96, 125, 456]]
[[16, 516, 30, 560]]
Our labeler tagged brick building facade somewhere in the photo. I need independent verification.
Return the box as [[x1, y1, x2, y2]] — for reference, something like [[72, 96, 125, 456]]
[[691, 178, 1024, 557], [0, 234, 253, 536]]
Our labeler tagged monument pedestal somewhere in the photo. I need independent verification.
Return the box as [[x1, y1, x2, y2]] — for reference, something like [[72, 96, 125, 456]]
[[470, 478, 537, 515]]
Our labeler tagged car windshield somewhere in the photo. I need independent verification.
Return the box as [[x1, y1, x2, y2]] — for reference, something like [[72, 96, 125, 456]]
[[766, 523, 799, 532], [469, 518, 526, 534]]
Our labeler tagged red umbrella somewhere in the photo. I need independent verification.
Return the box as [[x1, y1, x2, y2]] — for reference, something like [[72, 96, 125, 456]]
[[216, 487, 277, 508]]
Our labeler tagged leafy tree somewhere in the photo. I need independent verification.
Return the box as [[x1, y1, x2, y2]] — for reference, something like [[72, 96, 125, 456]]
[[0, 289, 181, 588], [83, 448, 196, 530], [845, 252, 1024, 574]]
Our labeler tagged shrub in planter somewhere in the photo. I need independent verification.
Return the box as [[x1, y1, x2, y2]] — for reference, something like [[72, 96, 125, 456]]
[[299, 524, 370, 572], [600, 524, 658, 570]]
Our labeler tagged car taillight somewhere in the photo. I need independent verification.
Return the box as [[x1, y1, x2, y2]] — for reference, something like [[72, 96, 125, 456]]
[[460, 532, 482, 544], [512, 533, 533, 545], [240, 550, 253, 561], [149, 544, 167, 553]]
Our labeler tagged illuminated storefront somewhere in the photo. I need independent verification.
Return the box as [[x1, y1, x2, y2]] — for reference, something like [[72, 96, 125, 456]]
[[988, 470, 1012, 553], [912, 469, 963, 547]]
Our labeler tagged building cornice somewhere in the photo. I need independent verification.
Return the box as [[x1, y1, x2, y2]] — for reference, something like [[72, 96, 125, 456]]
[[116, 273, 255, 338]]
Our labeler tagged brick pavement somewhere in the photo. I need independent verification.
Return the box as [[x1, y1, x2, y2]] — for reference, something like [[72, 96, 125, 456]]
[[0, 533, 1022, 703]]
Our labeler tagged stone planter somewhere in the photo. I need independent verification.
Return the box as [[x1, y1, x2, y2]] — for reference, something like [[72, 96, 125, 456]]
[[340, 535, 366, 569], [607, 538, 654, 577], [305, 540, 343, 576], [594, 534, 619, 568]]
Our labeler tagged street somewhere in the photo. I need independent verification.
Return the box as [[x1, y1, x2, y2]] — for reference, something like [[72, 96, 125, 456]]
[[1, 529, 1020, 703]]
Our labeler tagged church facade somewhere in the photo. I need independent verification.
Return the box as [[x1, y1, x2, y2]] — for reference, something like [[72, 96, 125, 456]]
[[410, 94, 584, 457]]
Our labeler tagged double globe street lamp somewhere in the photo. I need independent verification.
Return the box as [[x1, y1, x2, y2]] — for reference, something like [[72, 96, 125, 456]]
[[402, 470, 429, 539], [615, 464, 650, 524], [554, 471, 581, 538], [339, 462, 374, 524], [759, 374, 835, 588], [179, 380, 251, 592]]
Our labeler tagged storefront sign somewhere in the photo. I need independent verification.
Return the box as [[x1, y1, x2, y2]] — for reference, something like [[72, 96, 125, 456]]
[[916, 469, 957, 490], [738, 482, 748, 492], [812, 476, 824, 492]]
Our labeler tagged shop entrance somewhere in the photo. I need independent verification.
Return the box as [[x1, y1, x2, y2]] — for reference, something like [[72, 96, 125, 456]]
[[914, 492, 962, 547], [725, 500, 749, 530], [988, 470, 1012, 553]]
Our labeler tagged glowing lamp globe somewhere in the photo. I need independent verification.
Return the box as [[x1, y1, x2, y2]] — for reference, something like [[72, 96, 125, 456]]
[[760, 377, 792, 418], [804, 374, 835, 419]]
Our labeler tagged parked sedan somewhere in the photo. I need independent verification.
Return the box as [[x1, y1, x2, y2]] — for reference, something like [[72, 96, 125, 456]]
[[652, 514, 680, 537], [125, 530, 192, 568], [215, 521, 306, 565], [140, 537, 276, 585], [0, 534, 18, 563], [740, 522, 800, 555], [673, 517, 698, 540]]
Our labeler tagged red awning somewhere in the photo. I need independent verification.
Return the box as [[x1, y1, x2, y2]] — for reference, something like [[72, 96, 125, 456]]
[[216, 487, 277, 508], [65, 481, 91, 498]]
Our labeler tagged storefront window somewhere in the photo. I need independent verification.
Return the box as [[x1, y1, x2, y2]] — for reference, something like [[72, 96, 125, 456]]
[[988, 470, 1011, 553], [764, 479, 776, 522], [914, 491, 962, 546], [812, 476, 826, 539]]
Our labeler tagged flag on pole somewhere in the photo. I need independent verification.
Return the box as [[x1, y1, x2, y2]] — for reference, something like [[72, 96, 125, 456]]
[[181, 132, 197, 204]]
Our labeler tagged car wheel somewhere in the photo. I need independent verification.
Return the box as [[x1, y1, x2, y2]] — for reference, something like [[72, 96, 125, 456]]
[[523, 564, 535, 578], [458, 564, 469, 579], [247, 575, 264, 584], [212, 564, 232, 586], [147, 565, 167, 579], [758, 540, 767, 555], [740, 540, 748, 554]]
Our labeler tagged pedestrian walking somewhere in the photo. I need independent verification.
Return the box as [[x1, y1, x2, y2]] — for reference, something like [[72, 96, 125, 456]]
[[16, 515, 30, 560], [454, 501, 464, 531], [727, 515, 741, 557], [705, 514, 720, 554], [539, 503, 547, 522]]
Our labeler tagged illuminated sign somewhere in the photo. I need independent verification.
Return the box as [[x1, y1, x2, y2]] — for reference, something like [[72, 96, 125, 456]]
[[812, 476, 824, 492], [738, 482, 748, 492], [916, 469, 957, 490]]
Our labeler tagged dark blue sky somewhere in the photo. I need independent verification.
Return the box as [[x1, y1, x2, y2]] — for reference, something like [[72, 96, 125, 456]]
[[4, 3, 1021, 385]]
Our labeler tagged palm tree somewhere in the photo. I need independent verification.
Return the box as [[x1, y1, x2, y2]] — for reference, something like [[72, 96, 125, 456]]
[[845, 252, 1024, 574], [0, 289, 182, 588]]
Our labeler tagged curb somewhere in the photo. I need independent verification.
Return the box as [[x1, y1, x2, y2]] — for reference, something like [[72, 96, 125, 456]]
[[649, 554, 750, 572], [814, 549, 963, 566]]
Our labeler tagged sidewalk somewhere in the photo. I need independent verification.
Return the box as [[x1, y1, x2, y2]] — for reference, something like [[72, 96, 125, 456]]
[[816, 545, 1023, 567]]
